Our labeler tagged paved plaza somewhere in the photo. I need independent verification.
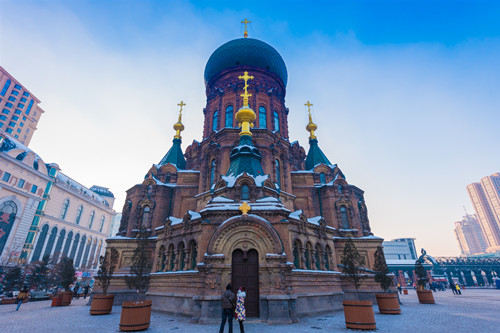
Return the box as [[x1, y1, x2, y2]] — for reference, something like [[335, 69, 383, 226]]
[[1, 288, 499, 332]]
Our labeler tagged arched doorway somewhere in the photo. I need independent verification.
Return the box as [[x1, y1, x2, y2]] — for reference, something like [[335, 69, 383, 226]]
[[232, 249, 259, 317]]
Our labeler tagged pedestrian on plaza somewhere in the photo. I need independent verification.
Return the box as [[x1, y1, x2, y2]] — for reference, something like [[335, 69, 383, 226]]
[[455, 284, 461, 295], [219, 284, 236, 333], [235, 286, 246, 333], [16, 285, 29, 311], [397, 283, 402, 294], [83, 285, 90, 299], [73, 283, 80, 299], [450, 283, 457, 294], [77, 285, 83, 298]]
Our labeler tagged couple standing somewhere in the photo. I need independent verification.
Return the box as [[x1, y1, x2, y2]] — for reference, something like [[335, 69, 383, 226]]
[[219, 284, 246, 333]]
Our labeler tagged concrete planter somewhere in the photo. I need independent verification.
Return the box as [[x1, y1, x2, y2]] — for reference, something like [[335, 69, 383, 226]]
[[119, 300, 152, 332], [375, 293, 401, 314], [416, 290, 435, 304], [342, 300, 376, 330], [90, 295, 115, 315]]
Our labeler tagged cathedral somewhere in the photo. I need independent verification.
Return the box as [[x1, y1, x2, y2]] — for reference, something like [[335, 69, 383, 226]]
[[108, 25, 383, 324]]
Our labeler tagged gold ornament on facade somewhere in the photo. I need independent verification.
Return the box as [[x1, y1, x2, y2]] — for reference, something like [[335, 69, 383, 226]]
[[236, 71, 256, 136], [305, 100, 317, 140], [239, 201, 251, 215], [173, 101, 186, 139]]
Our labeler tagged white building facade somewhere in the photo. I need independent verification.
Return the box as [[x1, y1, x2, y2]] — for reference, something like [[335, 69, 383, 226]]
[[0, 134, 116, 273]]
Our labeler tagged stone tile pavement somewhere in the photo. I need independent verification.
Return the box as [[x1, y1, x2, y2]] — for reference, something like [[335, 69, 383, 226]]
[[1, 288, 499, 332]]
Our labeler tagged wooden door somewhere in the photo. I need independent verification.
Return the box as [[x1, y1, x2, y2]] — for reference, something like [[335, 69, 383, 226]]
[[232, 249, 259, 317]]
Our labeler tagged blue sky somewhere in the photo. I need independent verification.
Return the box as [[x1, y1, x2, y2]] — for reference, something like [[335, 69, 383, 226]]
[[1, 0, 499, 256]]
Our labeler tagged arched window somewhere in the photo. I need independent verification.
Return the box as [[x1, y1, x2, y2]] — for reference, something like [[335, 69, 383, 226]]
[[320, 173, 326, 184], [305, 243, 312, 270], [75, 235, 86, 267], [69, 233, 80, 260], [273, 111, 280, 132], [60, 198, 70, 220], [93, 241, 102, 269], [65, 230, 74, 258], [293, 240, 301, 269], [259, 106, 267, 129], [315, 244, 321, 270], [52, 229, 66, 262], [43, 227, 58, 259], [75, 205, 83, 224], [338, 185, 343, 194], [275, 160, 281, 188], [168, 244, 175, 271], [324, 245, 332, 270], [178, 242, 185, 271], [210, 159, 216, 186], [0, 79, 11, 96], [212, 110, 219, 131], [141, 207, 150, 227], [89, 211, 95, 229], [340, 206, 350, 229], [225, 105, 233, 127], [31, 224, 49, 262], [159, 246, 166, 271], [241, 184, 249, 200], [190, 241, 197, 270], [81, 237, 92, 268], [0, 200, 17, 255], [99, 216, 105, 232]]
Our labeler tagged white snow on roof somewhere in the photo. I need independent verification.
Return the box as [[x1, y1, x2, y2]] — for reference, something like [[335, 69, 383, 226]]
[[152, 175, 176, 187], [358, 235, 384, 240], [168, 216, 183, 225], [256, 197, 279, 203], [290, 170, 314, 174], [289, 210, 303, 220], [386, 259, 418, 266], [57, 172, 110, 206], [177, 169, 200, 173], [106, 236, 134, 240], [188, 210, 201, 219], [222, 173, 269, 188], [210, 196, 235, 203], [307, 216, 322, 225]]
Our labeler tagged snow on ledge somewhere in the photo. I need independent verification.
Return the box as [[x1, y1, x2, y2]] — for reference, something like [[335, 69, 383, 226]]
[[210, 196, 235, 203]]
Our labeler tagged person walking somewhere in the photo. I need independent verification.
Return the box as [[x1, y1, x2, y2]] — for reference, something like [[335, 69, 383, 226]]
[[77, 285, 83, 298], [455, 284, 462, 295], [235, 286, 246, 333], [16, 285, 29, 311], [219, 284, 236, 333], [83, 284, 90, 299], [450, 283, 457, 295], [73, 283, 80, 299]]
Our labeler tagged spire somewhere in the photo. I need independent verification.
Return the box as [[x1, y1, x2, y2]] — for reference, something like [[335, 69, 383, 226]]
[[304, 101, 332, 170], [305, 101, 317, 140], [241, 18, 251, 38], [225, 72, 265, 179], [173, 101, 185, 139], [235, 71, 255, 137], [158, 102, 186, 169]]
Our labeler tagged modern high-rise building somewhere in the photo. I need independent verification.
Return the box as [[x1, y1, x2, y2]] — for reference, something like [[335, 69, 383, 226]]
[[0, 66, 44, 146], [454, 214, 487, 255], [467, 173, 500, 252]]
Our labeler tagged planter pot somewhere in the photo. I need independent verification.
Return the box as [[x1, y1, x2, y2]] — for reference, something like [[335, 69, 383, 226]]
[[59, 291, 73, 306], [403, 289, 408, 295], [90, 295, 115, 315], [375, 293, 401, 314], [1, 298, 16, 305], [342, 300, 376, 330], [51, 295, 62, 307], [119, 300, 152, 332], [416, 289, 435, 304]]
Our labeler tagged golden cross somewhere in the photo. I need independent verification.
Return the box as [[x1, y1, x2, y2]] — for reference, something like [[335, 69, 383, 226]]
[[178, 100, 186, 113], [238, 71, 254, 107], [241, 18, 251, 38], [305, 101, 313, 116], [239, 201, 251, 215]]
